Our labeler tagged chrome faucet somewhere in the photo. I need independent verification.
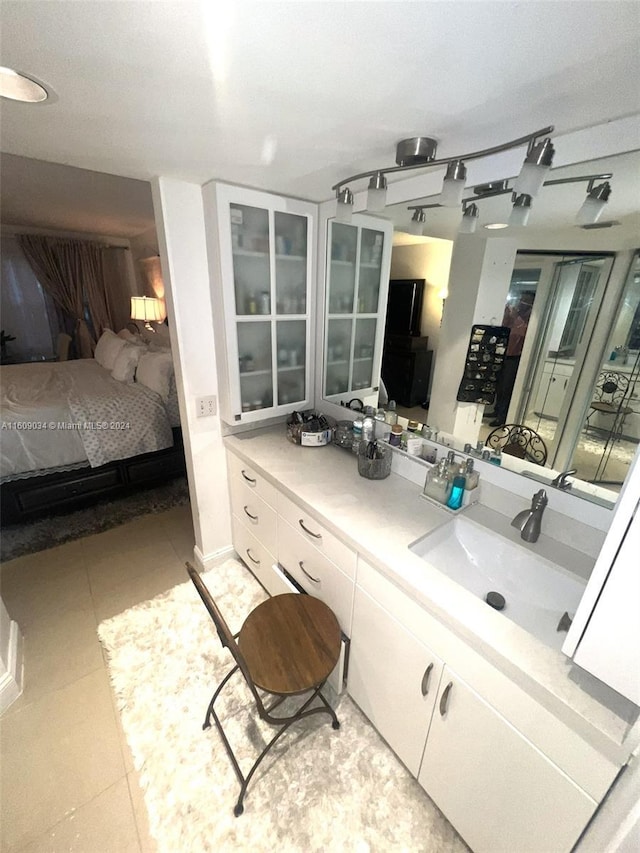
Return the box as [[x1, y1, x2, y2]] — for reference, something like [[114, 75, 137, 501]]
[[511, 489, 548, 543], [550, 469, 577, 491]]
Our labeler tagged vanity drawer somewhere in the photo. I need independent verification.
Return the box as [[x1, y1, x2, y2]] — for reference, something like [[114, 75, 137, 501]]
[[229, 476, 277, 556], [232, 514, 279, 595], [278, 518, 354, 633], [277, 491, 357, 580], [227, 451, 280, 509]]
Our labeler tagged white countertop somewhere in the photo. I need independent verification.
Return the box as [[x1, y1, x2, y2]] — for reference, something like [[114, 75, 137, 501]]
[[224, 426, 638, 761]]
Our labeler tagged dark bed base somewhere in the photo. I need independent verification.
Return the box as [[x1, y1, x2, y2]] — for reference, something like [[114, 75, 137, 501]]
[[1, 428, 187, 526]]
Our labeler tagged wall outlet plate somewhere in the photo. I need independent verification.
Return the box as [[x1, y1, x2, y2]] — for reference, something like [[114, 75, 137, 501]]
[[196, 395, 217, 418]]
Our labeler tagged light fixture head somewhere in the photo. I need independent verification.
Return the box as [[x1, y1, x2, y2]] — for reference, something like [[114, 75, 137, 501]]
[[408, 208, 427, 236], [484, 223, 510, 230], [514, 137, 555, 198], [0, 66, 48, 102], [576, 181, 612, 225], [459, 203, 479, 234], [335, 187, 354, 224], [509, 193, 533, 226], [395, 136, 438, 166], [440, 159, 467, 207], [366, 172, 388, 213]]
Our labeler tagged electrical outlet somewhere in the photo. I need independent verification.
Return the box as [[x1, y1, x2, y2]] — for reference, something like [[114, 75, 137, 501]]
[[196, 395, 217, 418]]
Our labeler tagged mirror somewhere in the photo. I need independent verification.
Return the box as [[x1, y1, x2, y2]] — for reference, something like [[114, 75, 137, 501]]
[[321, 150, 640, 508]]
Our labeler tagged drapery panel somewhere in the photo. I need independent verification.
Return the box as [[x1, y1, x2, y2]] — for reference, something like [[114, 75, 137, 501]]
[[16, 235, 119, 358]]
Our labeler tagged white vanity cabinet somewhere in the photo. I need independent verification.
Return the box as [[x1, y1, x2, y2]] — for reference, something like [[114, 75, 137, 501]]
[[419, 669, 596, 853], [208, 183, 316, 425], [348, 585, 444, 776]]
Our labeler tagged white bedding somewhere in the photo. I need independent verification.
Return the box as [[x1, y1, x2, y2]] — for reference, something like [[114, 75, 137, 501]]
[[0, 360, 175, 481]]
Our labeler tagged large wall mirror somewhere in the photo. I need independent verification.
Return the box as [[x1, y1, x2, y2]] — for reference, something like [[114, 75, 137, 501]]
[[320, 150, 640, 510]]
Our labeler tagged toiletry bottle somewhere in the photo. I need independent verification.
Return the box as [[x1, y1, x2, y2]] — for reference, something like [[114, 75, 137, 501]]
[[260, 291, 270, 314], [385, 400, 398, 425], [489, 447, 502, 466], [423, 459, 452, 504], [407, 420, 419, 433], [389, 423, 403, 447], [362, 414, 376, 442], [421, 424, 432, 440], [445, 450, 458, 477], [352, 418, 363, 453], [464, 458, 479, 490], [446, 465, 466, 510]]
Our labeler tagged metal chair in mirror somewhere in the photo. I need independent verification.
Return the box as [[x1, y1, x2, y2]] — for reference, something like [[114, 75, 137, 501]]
[[486, 424, 548, 466], [185, 562, 341, 816], [586, 371, 634, 442]]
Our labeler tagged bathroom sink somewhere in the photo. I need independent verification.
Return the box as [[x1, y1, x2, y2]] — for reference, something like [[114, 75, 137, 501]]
[[409, 516, 587, 650]]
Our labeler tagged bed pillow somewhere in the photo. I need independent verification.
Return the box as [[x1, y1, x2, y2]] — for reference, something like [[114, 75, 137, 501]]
[[95, 329, 127, 370], [136, 350, 174, 401], [117, 329, 147, 346], [111, 342, 143, 383]]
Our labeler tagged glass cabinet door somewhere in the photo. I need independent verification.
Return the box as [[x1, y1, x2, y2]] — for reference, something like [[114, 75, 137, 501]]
[[217, 184, 315, 423], [324, 220, 387, 400]]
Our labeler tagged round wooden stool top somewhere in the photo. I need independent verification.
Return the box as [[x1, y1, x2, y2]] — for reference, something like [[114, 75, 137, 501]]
[[238, 594, 341, 695]]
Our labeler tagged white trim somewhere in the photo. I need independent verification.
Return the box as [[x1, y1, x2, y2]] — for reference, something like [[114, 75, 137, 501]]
[[193, 544, 235, 572], [0, 620, 23, 716]]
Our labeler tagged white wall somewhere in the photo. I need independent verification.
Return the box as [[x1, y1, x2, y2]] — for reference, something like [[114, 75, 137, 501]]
[[151, 178, 232, 566]]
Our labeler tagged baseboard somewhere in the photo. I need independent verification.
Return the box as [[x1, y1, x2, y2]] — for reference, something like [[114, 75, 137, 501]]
[[193, 544, 235, 572], [0, 620, 23, 716]]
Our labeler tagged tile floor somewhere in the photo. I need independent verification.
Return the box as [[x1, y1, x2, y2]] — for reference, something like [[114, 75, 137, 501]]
[[0, 504, 195, 853]]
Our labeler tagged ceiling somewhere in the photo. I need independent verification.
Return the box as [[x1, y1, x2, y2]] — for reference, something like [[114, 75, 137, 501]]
[[1, 1, 639, 202]]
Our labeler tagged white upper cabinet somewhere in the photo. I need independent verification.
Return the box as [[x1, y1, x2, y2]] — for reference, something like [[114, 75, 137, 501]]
[[321, 215, 393, 408], [207, 183, 316, 424]]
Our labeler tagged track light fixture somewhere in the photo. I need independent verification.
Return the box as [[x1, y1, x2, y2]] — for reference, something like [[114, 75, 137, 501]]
[[335, 187, 354, 223], [509, 193, 533, 227], [408, 208, 427, 235], [576, 181, 612, 225], [440, 160, 467, 207], [459, 204, 479, 234], [366, 172, 388, 213], [514, 138, 555, 198]]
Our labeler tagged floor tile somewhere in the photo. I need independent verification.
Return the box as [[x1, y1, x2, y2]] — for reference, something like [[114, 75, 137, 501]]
[[16, 777, 140, 853], [127, 772, 156, 853], [0, 668, 125, 852], [86, 540, 182, 600], [2, 564, 92, 631]]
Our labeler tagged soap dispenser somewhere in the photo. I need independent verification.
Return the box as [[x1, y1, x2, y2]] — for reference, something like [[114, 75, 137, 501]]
[[423, 459, 452, 504], [464, 458, 479, 490], [446, 464, 466, 510]]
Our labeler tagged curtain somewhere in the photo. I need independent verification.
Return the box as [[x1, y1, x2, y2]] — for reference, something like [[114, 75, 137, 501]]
[[0, 236, 59, 361], [102, 247, 133, 332], [16, 235, 115, 358]]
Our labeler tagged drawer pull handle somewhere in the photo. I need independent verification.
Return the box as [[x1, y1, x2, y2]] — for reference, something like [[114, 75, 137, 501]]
[[243, 505, 258, 521], [299, 561, 320, 584], [241, 470, 257, 484], [421, 663, 434, 697], [299, 519, 322, 539], [246, 548, 260, 566], [439, 681, 453, 716]]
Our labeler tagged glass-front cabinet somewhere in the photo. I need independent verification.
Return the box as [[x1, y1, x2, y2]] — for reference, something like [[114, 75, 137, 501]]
[[324, 216, 392, 406], [213, 184, 315, 423]]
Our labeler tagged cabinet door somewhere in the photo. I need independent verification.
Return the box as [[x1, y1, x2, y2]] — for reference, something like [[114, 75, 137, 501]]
[[215, 184, 315, 424], [348, 586, 444, 777], [419, 668, 596, 853], [324, 217, 392, 404]]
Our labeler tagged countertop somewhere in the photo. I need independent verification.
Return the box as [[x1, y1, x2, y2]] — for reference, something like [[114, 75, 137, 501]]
[[224, 426, 638, 761]]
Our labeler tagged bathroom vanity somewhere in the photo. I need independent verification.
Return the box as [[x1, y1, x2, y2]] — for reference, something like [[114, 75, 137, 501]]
[[224, 426, 638, 853]]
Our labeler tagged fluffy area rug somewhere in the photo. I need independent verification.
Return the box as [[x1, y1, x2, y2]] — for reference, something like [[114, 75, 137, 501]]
[[0, 477, 189, 562], [98, 558, 468, 853]]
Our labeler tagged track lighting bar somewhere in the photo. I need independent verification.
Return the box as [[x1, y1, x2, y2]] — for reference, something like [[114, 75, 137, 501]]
[[331, 126, 554, 192]]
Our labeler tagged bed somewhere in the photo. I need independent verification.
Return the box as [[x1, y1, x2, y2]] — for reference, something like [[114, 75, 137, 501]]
[[0, 331, 186, 523]]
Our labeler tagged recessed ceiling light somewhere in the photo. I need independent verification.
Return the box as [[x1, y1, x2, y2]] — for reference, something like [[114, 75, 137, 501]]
[[484, 223, 509, 230], [0, 67, 48, 102]]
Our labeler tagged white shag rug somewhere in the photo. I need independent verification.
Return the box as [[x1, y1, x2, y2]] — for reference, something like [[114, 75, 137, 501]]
[[98, 558, 468, 853]]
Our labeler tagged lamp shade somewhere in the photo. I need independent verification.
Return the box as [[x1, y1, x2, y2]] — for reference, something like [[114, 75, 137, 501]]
[[459, 204, 479, 234], [336, 188, 354, 224], [576, 181, 611, 225], [440, 160, 467, 207], [408, 209, 426, 235], [131, 296, 163, 323], [366, 172, 387, 212], [509, 193, 532, 226], [514, 138, 555, 198]]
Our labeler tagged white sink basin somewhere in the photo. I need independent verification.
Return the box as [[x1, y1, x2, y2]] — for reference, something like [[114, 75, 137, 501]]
[[409, 516, 587, 650]]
